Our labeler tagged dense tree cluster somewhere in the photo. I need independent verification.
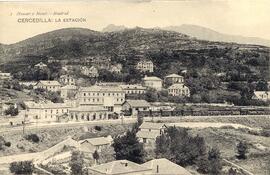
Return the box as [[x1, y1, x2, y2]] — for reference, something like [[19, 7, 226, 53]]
[[70, 151, 84, 175], [33, 88, 63, 103], [112, 125, 145, 163], [9, 161, 33, 174], [155, 126, 223, 174]]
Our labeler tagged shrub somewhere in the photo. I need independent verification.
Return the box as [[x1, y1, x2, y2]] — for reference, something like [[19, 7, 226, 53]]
[[4, 105, 19, 116], [4, 142, 11, 147], [94, 126, 102, 131], [25, 134, 40, 143], [236, 141, 248, 159], [260, 129, 270, 137], [9, 161, 34, 174]]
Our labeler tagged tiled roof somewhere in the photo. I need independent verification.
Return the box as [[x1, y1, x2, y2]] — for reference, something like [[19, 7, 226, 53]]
[[143, 76, 162, 81], [136, 131, 160, 139], [25, 101, 72, 109], [88, 160, 151, 175], [120, 84, 146, 90], [38, 80, 61, 86], [125, 100, 150, 108], [165, 74, 183, 78], [139, 122, 166, 130], [79, 85, 124, 92], [69, 106, 108, 112], [79, 136, 112, 146], [142, 158, 192, 175]]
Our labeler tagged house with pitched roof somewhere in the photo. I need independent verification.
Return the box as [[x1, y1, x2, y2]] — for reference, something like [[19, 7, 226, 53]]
[[122, 100, 150, 115], [34, 62, 48, 69], [136, 122, 167, 144], [110, 64, 122, 73], [142, 76, 162, 91], [165, 74, 184, 84], [79, 135, 113, 154], [24, 101, 74, 122], [87, 160, 152, 175], [81, 66, 99, 77], [87, 158, 191, 175], [59, 74, 76, 85], [253, 91, 270, 101], [168, 83, 190, 97], [120, 84, 147, 95], [35, 80, 61, 92], [142, 158, 192, 175], [136, 60, 154, 73]]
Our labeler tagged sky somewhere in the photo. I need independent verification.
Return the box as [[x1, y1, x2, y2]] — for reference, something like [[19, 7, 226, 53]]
[[0, 0, 270, 44]]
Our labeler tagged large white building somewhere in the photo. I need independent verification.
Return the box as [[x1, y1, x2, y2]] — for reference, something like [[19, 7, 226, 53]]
[[165, 74, 184, 84], [142, 76, 162, 91], [59, 74, 76, 85], [168, 83, 190, 97], [76, 85, 125, 113], [69, 106, 114, 121], [120, 84, 147, 95], [136, 60, 154, 72], [36, 80, 61, 92], [24, 101, 74, 122]]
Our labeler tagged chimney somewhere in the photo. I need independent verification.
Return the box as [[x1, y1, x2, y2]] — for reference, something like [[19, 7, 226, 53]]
[[156, 165, 159, 173]]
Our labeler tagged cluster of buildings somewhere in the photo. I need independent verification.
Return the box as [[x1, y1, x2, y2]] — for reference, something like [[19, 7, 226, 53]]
[[22, 71, 190, 123], [142, 74, 190, 97], [36, 130, 191, 175]]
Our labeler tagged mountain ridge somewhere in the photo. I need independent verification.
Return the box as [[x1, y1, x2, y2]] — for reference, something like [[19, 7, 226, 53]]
[[101, 24, 270, 47]]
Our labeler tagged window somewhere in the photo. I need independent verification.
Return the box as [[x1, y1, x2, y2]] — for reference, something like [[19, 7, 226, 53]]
[[143, 138, 147, 143]]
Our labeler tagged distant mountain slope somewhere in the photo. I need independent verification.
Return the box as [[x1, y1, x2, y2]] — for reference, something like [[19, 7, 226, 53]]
[[102, 24, 127, 32], [163, 24, 270, 47]]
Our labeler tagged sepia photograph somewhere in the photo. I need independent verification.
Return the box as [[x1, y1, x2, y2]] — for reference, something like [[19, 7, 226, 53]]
[[0, 0, 269, 174]]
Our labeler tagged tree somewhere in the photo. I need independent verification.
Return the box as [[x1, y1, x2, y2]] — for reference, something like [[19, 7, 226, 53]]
[[70, 151, 84, 175], [4, 105, 19, 116], [155, 126, 208, 167], [9, 161, 33, 174], [93, 150, 100, 165], [25, 134, 40, 143], [144, 88, 158, 102], [236, 141, 248, 159], [208, 148, 222, 175], [155, 133, 171, 159], [112, 129, 145, 163]]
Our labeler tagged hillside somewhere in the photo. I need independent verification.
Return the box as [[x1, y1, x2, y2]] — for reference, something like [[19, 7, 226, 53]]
[[164, 24, 270, 47], [101, 24, 270, 47], [0, 27, 269, 89]]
